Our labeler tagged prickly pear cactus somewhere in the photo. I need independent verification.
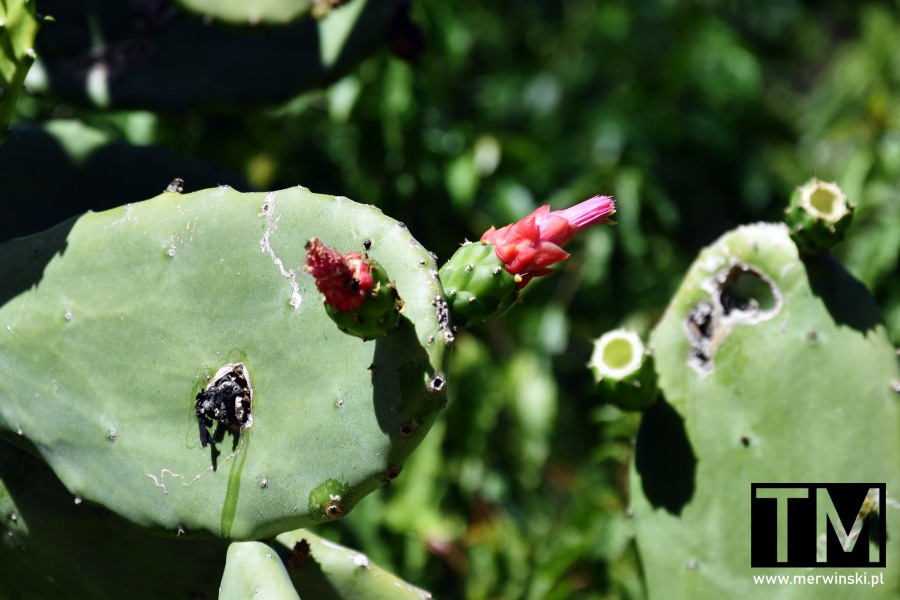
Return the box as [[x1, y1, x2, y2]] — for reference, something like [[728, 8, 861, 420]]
[[28, 0, 399, 111], [0, 185, 451, 541], [0, 0, 40, 145], [631, 222, 900, 598]]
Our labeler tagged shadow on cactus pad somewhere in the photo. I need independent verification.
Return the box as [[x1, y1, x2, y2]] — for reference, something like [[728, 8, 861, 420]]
[[804, 254, 884, 333], [633, 396, 696, 516]]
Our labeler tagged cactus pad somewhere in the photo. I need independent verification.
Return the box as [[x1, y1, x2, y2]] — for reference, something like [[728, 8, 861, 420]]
[[0, 186, 450, 541], [0, 441, 226, 598], [633, 223, 900, 598], [27, 0, 398, 111]]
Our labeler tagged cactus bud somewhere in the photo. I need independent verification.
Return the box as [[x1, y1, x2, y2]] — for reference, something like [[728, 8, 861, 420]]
[[440, 195, 616, 326], [785, 178, 855, 255], [305, 238, 403, 340], [588, 329, 658, 411]]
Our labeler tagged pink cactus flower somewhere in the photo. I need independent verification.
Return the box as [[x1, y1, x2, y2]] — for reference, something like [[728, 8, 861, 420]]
[[305, 238, 374, 312], [481, 195, 616, 288]]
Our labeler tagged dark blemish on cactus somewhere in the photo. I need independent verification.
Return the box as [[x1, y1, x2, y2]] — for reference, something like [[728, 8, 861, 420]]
[[367, 363, 376, 373], [195, 362, 253, 449], [363, 239, 372, 250], [384, 466, 402, 482], [686, 264, 782, 374], [807, 331, 818, 342], [740, 435, 751, 447], [399, 419, 417, 437], [428, 373, 446, 395], [165, 177, 184, 193]]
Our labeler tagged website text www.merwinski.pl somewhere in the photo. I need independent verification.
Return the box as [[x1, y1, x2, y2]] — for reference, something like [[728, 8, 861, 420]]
[[753, 572, 884, 587]]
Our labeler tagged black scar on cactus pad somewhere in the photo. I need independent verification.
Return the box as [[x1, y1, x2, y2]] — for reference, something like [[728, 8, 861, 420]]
[[195, 363, 253, 448]]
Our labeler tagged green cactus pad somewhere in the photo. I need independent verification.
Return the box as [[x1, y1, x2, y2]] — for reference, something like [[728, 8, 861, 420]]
[[785, 178, 855, 255], [0, 0, 41, 145], [172, 0, 312, 25], [26, 0, 398, 112], [439, 241, 519, 327], [634, 222, 900, 598], [588, 329, 658, 411], [0, 186, 450, 541], [0, 441, 226, 599], [274, 528, 433, 598], [220, 541, 301, 600]]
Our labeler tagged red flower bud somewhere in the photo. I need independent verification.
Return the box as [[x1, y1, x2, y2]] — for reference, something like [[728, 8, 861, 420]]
[[305, 238, 374, 312], [480, 195, 616, 288]]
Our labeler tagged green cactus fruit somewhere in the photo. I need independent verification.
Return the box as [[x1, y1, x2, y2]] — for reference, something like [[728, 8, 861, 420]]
[[26, 0, 398, 111], [0, 441, 227, 599], [0, 0, 40, 145], [632, 222, 900, 599], [785, 178, 855, 255], [0, 186, 451, 541], [588, 329, 658, 411], [305, 238, 403, 340], [438, 241, 520, 327], [220, 541, 301, 600], [274, 528, 433, 598]]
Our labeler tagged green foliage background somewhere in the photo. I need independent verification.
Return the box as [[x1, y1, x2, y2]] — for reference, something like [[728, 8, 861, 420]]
[[4, 0, 899, 598]]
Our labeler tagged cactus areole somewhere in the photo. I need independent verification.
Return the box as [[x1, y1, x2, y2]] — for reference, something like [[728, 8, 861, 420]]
[[440, 195, 616, 326]]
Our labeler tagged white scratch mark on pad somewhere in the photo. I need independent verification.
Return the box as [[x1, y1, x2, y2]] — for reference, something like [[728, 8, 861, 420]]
[[259, 192, 302, 310], [147, 447, 244, 495]]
